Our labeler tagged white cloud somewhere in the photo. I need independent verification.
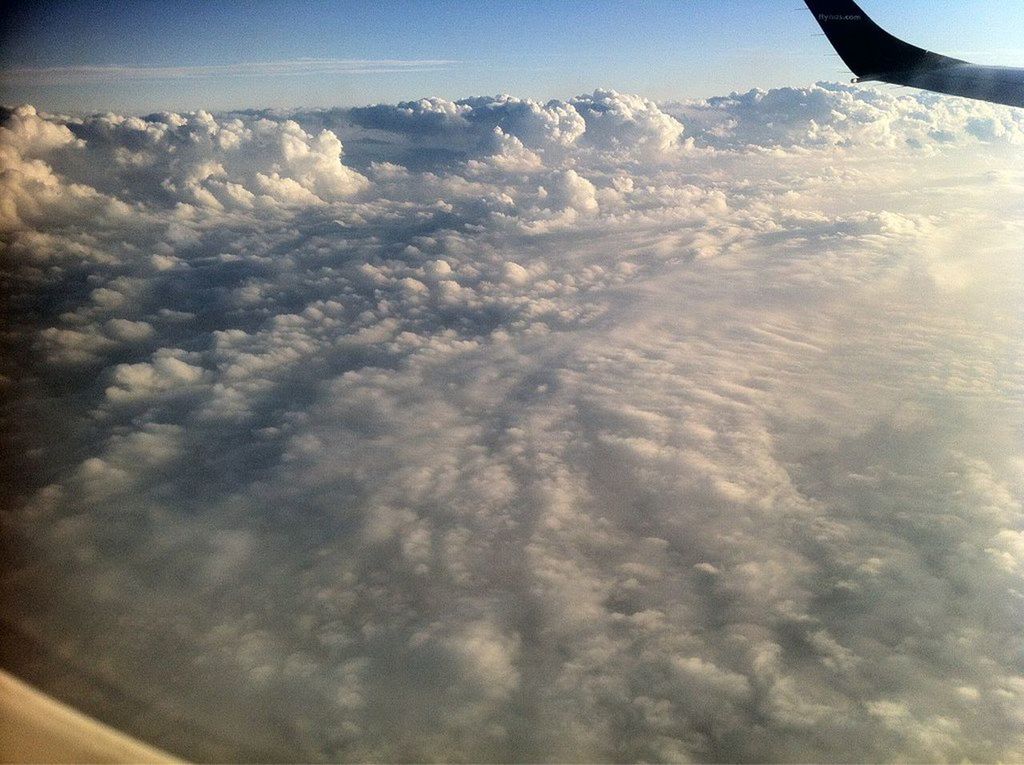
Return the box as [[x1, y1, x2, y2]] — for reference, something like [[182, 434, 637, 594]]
[[571, 89, 687, 153], [2, 83, 1024, 762], [0, 59, 460, 85]]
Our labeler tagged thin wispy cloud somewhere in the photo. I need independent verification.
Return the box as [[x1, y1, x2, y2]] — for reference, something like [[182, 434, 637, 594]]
[[1, 59, 460, 85]]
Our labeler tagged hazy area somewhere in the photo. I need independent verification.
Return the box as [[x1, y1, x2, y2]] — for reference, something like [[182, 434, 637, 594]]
[[2, 84, 1023, 761]]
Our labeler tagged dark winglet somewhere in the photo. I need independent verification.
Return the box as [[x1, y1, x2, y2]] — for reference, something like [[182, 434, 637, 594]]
[[803, 0, 963, 79]]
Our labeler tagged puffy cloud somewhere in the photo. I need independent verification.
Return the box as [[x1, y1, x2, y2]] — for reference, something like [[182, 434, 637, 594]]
[[0, 104, 81, 156], [2, 83, 1024, 763], [345, 90, 680, 166], [670, 81, 1024, 150], [349, 93, 587, 153], [0, 106, 118, 232], [546, 168, 599, 215], [50, 110, 367, 209], [105, 349, 207, 402], [571, 89, 686, 153]]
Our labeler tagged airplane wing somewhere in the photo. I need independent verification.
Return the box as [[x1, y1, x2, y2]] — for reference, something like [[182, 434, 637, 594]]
[[804, 0, 1024, 109], [0, 669, 180, 763]]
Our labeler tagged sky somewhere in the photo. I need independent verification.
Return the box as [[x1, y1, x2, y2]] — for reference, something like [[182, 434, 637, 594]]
[[2, 3, 1024, 764], [3, 0, 1024, 112]]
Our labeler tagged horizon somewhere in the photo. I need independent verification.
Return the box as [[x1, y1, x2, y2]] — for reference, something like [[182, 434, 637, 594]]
[[3, 1, 1024, 113]]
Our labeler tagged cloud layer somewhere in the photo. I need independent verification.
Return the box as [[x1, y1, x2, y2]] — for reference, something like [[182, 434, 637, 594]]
[[0, 60, 460, 86], [2, 85, 1024, 762]]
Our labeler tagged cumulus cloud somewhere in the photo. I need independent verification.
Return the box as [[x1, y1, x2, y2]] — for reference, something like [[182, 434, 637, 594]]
[[2, 83, 1024, 762], [571, 89, 687, 153]]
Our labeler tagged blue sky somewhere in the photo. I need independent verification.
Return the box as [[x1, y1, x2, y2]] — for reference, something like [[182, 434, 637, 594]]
[[2, 0, 1024, 113]]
